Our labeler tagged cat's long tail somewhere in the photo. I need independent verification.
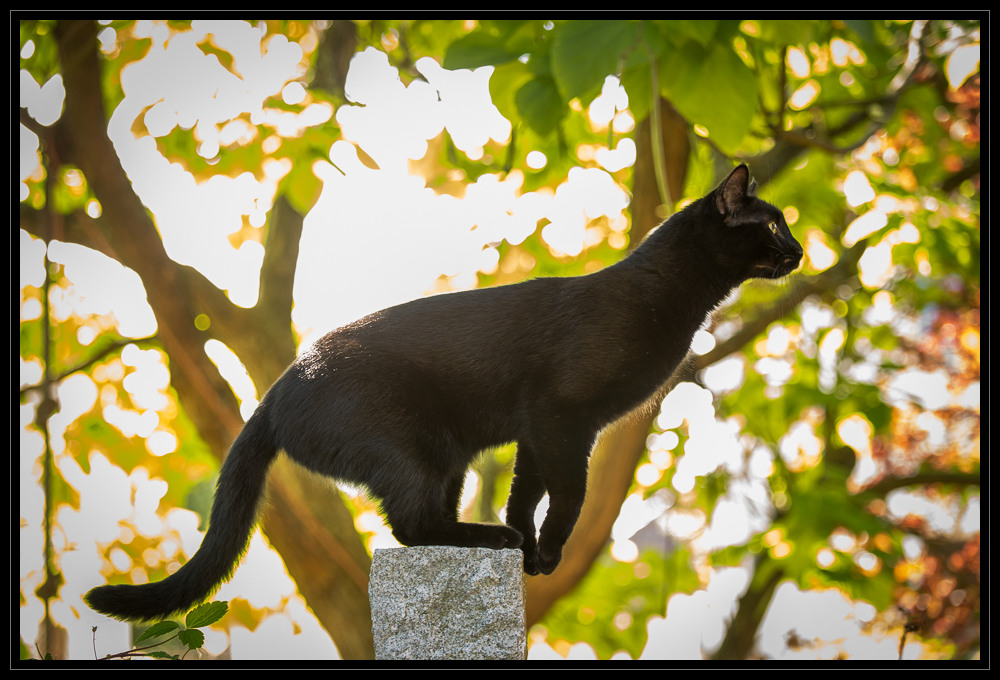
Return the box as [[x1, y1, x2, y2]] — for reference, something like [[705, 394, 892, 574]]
[[85, 402, 278, 622]]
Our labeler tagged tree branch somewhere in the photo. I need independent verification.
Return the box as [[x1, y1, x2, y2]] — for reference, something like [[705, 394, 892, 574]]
[[750, 22, 929, 188], [865, 471, 980, 496], [53, 19, 245, 446], [694, 238, 868, 373], [711, 554, 784, 660], [19, 334, 160, 400]]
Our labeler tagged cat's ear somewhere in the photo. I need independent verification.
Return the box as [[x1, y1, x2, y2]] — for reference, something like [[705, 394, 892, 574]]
[[715, 164, 751, 218]]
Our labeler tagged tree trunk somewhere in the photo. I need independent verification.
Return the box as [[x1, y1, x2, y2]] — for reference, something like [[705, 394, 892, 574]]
[[50, 19, 375, 660]]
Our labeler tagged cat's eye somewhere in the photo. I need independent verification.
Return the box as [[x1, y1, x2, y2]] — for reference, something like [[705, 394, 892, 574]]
[[767, 221, 778, 235]]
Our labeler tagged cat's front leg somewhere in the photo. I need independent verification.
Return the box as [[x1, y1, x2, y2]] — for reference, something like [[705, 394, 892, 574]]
[[505, 450, 547, 574], [534, 468, 587, 575], [516, 428, 593, 575]]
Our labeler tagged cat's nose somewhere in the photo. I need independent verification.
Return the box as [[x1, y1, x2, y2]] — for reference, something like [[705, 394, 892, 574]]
[[782, 246, 803, 271]]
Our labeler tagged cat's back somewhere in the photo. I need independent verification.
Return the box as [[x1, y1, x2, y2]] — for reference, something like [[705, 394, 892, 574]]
[[279, 276, 571, 391], [265, 277, 581, 448], [338, 276, 574, 354]]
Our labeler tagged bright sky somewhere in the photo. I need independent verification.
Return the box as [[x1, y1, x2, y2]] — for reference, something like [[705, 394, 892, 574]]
[[19, 20, 975, 662]]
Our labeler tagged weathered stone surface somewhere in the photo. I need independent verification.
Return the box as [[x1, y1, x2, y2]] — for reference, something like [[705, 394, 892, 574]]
[[369, 546, 526, 660]]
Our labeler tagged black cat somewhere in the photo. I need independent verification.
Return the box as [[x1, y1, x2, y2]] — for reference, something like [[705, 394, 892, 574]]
[[85, 163, 802, 622]]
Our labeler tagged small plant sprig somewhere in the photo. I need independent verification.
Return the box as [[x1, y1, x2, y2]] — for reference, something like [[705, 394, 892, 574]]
[[96, 601, 229, 660]]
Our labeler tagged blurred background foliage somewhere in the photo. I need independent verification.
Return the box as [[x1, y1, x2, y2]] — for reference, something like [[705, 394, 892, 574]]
[[19, 17, 979, 661]]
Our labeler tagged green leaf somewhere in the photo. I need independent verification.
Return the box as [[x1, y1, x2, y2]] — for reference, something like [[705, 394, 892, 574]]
[[284, 162, 322, 214], [551, 20, 638, 105], [663, 546, 701, 596], [197, 37, 236, 76], [278, 137, 326, 214], [843, 19, 877, 46], [710, 543, 751, 568], [146, 650, 180, 659], [660, 39, 757, 154], [515, 76, 564, 138], [185, 601, 229, 628], [669, 19, 719, 46], [444, 34, 517, 70], [488, 60, 533, 125], [753, 19, 818, 46], [616, 23, 668, 123], [134, 620, 181, 644], [443, 24, 524, 70], [177, 627, 205, 651]]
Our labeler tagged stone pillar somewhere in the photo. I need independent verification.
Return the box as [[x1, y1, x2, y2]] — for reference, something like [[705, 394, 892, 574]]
[[369, 546, 526, 660]]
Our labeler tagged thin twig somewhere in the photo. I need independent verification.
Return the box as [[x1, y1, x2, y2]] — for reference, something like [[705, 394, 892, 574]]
[[99, 633, 182, 660], [19, 335, 161, 399]]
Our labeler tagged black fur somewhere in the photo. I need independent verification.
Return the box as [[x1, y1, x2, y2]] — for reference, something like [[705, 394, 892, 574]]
[[85, 164, 802, 621]]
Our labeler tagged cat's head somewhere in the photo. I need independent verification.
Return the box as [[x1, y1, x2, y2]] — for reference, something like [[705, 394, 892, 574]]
[[711, 164, 803, 280]]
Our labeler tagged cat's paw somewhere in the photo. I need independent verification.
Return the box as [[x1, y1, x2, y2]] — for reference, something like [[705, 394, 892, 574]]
[[519, 540, 541, 575], [441, 522, 523, 550], [495, 525, 525, 549], [521, 543, 562, 575], [473, 523, 523, 550], [522, 549, 540, 575], [536, 545, 562, 575]]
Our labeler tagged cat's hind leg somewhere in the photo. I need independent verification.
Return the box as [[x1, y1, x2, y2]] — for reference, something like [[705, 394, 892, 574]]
[[376, 465, 523, 551]]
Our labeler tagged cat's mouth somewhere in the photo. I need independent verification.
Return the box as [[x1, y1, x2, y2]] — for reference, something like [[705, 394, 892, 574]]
[[756, 252, 802, 278]]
